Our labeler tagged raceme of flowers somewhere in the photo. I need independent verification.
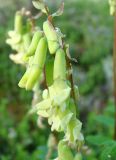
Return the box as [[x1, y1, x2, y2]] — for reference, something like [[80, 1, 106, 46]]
[[6, 6, 84, 159], [6, 11, 32, 64]]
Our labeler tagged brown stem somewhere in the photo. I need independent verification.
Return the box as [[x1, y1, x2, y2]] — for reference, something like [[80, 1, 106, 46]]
[[66, 54, 78, 115], [66, 55, 76, 101], [113, 12, 116, 140]]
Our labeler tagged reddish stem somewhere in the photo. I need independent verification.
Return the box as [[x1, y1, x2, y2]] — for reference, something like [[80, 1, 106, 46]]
[[113, 12, 116, 140]]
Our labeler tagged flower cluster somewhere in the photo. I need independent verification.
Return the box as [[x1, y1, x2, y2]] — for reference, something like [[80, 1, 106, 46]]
[[6, 11, 32, 64], [30, 47, 83, 144], [6, 2, 84, 158], [109, 0, 116, 15]]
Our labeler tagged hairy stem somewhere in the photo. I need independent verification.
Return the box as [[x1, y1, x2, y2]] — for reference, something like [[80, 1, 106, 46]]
[[65, 54, 78, 116]]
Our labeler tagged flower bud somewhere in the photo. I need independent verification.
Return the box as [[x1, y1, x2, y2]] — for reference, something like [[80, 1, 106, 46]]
[[48, 41, 60, 54], [22, 33, 31, 51], [18, 57, 33, 87], [18, 68, 31, 88], [43, 20, 58, 41], [14, 11, 23, 34], [26, 37, 47, 90], [25, 31, 43, 57], [43, 20, 59, 54]]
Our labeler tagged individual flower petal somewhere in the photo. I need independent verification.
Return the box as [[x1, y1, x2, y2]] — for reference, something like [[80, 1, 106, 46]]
[[9, 53, 24, 64], [30, 99, 51, 114], [8, 30, 16, 37], [65, 117, 83, 143], [37, 110, 49, 117], [52, 87, 71, 106], [61, 113, 73, 130], [48, 107, 62, 131], [42, 89, 49, 99]]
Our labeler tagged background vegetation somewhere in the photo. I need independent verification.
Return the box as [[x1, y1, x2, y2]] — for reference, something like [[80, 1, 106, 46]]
[[0, 0, 115, 159]]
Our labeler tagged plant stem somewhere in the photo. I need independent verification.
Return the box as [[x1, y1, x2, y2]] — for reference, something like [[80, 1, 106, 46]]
[[113, 12, 116, 140], [66, 55, 76, 102], [65, 53, 78, 117]]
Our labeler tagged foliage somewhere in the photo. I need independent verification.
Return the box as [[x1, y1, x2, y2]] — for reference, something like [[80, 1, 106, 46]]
[[0, 99, 52, 160], [85, 101, 116, 160]]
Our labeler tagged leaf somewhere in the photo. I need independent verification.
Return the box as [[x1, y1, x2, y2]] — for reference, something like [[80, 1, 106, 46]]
[[55, 27, 65, 47], [104, 102, 114, 115], [52, 2, 64, 17], [86, 135, 110, 146], [32, 0, 48, 14], [86, 135, 116, 159], [29, 98, 51, 114], [100, 143, 116, 160], [65, 44, 77, 63], [94, 115, 114, 127]]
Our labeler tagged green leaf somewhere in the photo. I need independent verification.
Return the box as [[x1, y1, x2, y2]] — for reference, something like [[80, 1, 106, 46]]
[[32, 0, 48, 14], [100, 142, 116, 160], [52, 2, 64, 17], [86, 135, 110, 146], [94, 115, 114, 127], [104, 103, 114, 115], [86, 135, 116, 159]]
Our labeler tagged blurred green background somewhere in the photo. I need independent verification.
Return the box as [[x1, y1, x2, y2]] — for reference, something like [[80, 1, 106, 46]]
[[0, 0, 115, 159]]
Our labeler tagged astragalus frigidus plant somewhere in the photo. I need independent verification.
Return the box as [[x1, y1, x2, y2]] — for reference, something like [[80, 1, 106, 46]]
[[6, 1, 84, 159]]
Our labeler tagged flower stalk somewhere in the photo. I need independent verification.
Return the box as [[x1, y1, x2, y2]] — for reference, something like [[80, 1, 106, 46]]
[[113, 11, 116, 140]]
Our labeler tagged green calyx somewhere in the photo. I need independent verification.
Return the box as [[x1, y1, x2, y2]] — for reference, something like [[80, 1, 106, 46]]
[[53, 48, 66, 80]]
